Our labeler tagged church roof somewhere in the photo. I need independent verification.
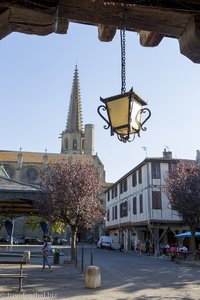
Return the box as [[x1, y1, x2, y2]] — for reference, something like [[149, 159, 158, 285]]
[[66, 65, 83, 133], [0, 150, 95, 164]]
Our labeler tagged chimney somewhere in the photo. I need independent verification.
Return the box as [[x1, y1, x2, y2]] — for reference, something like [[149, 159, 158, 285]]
[[163, 148, 172, 159]]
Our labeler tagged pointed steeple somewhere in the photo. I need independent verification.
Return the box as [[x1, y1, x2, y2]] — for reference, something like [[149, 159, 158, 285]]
[[66, 65, 83, 133]]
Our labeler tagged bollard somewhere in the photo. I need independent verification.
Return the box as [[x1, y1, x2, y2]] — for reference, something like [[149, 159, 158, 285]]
[[81, 242, 84, 273], [90, 250, 93, 265], [53, 248, 60, 265], [23, 251, 31, 263], [85, 265, 101, 288], [75, 245, 78, 267]]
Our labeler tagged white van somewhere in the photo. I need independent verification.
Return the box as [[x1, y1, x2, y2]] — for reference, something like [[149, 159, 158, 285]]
[[97, 236, 112, 249]]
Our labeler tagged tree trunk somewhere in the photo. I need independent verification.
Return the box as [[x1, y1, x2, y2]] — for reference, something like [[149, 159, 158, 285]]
[[70, 224, 77, 262]]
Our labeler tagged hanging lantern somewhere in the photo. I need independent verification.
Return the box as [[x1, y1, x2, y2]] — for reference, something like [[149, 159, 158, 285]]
[[97, 88, 151, 143], [97, 22, 151, 143]]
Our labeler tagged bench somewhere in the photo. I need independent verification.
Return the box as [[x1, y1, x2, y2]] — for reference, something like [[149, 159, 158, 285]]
[[0, 260, 27, 292]]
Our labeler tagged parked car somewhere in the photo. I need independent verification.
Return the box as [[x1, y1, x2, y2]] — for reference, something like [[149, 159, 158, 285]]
[[97, 236, 112, 249], [109, 242, 122, 251], [0, 236, 9, 244], [24, 237, 43, 245], [53, 237, 67, 245], [14, 237, 25, 244]]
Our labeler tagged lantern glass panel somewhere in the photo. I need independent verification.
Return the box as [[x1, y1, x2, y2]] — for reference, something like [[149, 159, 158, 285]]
[[106, 96, 129, 130], [130, 97, 143, 133]]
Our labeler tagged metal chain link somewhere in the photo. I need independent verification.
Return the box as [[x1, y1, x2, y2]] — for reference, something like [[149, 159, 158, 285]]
[[120, 26, 126, 94]]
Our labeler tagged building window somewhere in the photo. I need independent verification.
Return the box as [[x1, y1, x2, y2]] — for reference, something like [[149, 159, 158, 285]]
[[120, 182, 122, 194], [107, 209, 110, 221], [115, 205, 118, 219], [112, 186, 117, 199], [124, 178, 127, 192], [73, 139, 77, 150], [120, 178, 128, 194], [114, 186, 118, 197], [4, 164, 15, 178], [132, 172, 137, 187], [25, 167, 39, 181], [152, 162, 161, 179], [112, 207, 115, 220], [152, 191, 162, 209], [120, 201, 128, 218], [138, 168, 142, 184], [65, 138, 68, 149], [139, 194, 143, 213], [133, 197, 137, 215], [107, 191, 110, 202]]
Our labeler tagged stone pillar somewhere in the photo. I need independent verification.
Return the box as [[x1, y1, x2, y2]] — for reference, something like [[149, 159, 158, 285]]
[[23, 251, 31, 263], [85, 266, 101, 288]]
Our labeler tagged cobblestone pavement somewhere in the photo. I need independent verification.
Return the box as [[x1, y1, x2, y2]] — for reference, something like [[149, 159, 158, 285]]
[[0, 246, 200, 300]]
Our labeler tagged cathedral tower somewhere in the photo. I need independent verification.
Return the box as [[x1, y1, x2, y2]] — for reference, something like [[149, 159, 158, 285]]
[[61, 65, 94, 155]]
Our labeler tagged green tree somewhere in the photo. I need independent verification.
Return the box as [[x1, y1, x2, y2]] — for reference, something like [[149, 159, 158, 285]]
[[165, 161, 200, 256], [36, 158, 104, 261]]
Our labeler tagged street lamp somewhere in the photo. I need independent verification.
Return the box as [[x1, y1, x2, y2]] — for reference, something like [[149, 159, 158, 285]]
[[97, 88, 151, 143], [97, 21, 151, 143]]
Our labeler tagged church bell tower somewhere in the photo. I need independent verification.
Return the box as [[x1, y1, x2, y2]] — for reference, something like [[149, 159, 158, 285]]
[[60, 65, 94, 155]]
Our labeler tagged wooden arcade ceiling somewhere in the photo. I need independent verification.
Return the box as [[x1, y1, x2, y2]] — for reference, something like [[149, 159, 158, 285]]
[[0, 1, 200, 62]]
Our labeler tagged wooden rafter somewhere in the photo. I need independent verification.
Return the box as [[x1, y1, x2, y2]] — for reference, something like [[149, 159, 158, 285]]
[[0, 1, 200, 62]]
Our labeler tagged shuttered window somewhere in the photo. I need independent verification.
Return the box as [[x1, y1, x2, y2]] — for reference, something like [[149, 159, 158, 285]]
[[133, 197, 137, 215], [152, 191, 162, 209], [152, 162, 161, 179], [139, 194, 143, 213]]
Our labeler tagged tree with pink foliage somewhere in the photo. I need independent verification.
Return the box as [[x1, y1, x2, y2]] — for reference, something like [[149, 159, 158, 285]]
[[37, 158, 104, 261], [165, 161, 200, 256]]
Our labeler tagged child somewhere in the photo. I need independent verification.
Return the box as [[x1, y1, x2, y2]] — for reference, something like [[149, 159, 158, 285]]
[[42, 236, 52, 271]]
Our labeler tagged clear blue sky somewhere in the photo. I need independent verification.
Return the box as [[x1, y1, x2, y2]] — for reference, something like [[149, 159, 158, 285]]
[[1, 23, 200, 183]]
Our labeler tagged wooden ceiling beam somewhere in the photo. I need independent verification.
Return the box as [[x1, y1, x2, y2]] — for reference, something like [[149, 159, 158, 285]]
[[0, 1, 200, 62], [98, 24, 117, 42], [0, 8, 12, 39], [55, 7, 68, 34], [139, 30, 164, 47], [179, 15, 200, 63]]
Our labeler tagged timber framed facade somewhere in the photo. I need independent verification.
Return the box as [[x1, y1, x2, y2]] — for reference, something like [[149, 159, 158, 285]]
[[105, 149, 193, 254]]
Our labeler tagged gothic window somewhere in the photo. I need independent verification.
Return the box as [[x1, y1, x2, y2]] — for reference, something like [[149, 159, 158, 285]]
[[73, 139, 77, 150], [152, 191, 162, 209], [25, 167, 39, 181], [65, 138, 68, 149], [3, 164, 15, 178], [151, 162, 161, 179]]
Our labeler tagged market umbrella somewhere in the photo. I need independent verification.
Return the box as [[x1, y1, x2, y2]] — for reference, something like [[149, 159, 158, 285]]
[[175, 231, 200, 238]]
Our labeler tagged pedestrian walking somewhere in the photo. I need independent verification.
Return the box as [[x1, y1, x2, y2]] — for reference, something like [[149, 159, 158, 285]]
[[42, 236, 52, 271], [145, 239, 150, 255], [136, 239, 142, 255]]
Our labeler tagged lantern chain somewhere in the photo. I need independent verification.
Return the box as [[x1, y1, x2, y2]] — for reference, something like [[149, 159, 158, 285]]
[[120, 26, 126, 94]]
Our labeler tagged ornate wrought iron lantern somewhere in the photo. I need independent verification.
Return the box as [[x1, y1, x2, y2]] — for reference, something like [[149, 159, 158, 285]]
[[97, 25, 151, 143], [98, 88, 151, 143]]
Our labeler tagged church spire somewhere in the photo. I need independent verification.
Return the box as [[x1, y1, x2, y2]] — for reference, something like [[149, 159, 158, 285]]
[[66, 65, 83, 133]]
